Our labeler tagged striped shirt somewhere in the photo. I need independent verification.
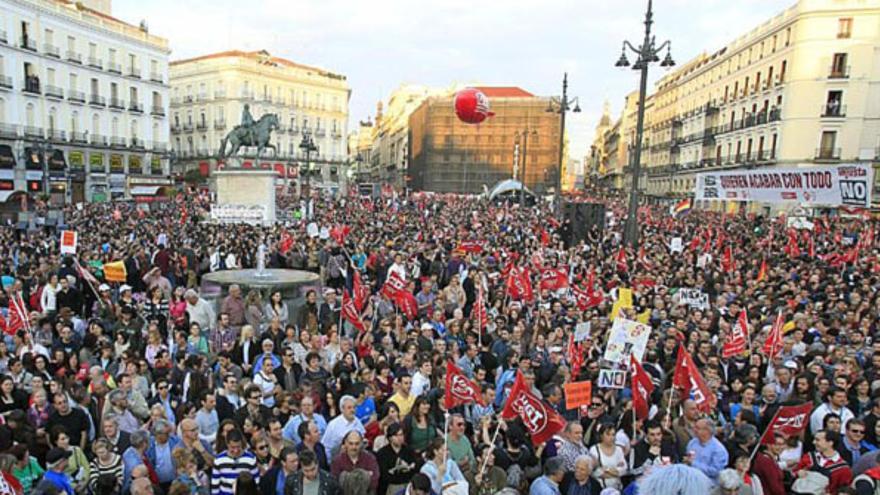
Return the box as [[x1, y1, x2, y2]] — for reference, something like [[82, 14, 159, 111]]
[[210, 451, 259, 495], [88, 454, 124, 494]]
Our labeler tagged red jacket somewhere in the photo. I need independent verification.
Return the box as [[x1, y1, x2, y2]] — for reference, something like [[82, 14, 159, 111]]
[[751, 451, 785, 495]]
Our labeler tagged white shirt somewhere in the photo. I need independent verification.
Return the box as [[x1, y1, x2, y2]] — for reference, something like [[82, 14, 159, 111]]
[[411, 371, 431, 397], [41, 283, 59, 312], [321, 414, 365, 456], [810, 402, 854, 433], [253, 371, 277, 407]]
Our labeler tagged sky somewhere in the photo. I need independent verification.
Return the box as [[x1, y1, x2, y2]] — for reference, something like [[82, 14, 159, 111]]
[[115, 0, 795, 162]]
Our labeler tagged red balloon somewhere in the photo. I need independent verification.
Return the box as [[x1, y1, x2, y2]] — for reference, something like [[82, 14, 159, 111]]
[[454, 88, 494, 124]]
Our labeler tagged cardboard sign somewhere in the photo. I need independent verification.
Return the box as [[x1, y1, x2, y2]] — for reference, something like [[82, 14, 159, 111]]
[[564, 381, 593, 410], [603, 317, 651, 364], [598, 369, 627, 389], [678, 288, 710, 310], [60, 231, 77, 255], [574, 322, 591, 342], [670, 237, 683, 253], [103, 261, 127, 283]]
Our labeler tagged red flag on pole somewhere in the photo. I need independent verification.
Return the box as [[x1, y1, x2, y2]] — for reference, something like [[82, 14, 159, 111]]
[[759, 403, 814, 444], [567, 334, 583, 377], [500, 371, 566, 446], [672, 344, 717, 414], [330, 225, 351, 245], [762, 311, 785, 360], [352, 270, 369, 312], [393, 291, 418, 321], [722, 245, 735, 273], [444, 360, 485, 409], [571, 285, 604, 311], [808, 234, 816, 259], [615, 248, 628, 272], [722, 310, 750, 358], [279, 230, 293, 255], [380, 271, 407, 300], [631, 355, 655, 421], [539, 267, 569, 291], [756, 258, 768, 282], [341, 290, 366, 332], [5, 293, 30, 336], [506, 266, 534, 302]]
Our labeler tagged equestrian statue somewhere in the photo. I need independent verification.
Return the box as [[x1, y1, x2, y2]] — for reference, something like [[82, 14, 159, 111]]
[[218, 104, 280, 160]]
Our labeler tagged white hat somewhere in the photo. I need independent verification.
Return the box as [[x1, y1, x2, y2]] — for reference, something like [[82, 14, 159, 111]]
[[98, 284, 111, 292], [119, 284, 132, 292], [323, 288, 336, 296], [421, 322, 434, 331]]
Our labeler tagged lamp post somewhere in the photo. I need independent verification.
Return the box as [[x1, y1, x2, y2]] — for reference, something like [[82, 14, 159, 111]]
[[546, 73, 580, 216], [299, 129, 318, 199], [615, 0, 675, 249]]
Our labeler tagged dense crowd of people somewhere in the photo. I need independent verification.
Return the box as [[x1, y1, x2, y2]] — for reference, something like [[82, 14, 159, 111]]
[[0, 187, 878, 495]]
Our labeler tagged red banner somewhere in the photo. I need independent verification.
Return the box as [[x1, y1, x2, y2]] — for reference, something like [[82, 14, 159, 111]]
[[672, 345, 717, 414], [760, 403, 813, 444], [500, 371, 565, 446], [444, 360, 485, 410], [631, 355, 655, 421], [381, 271, 407, 301], [722, 310, 750, 358], [341, 290, 366, 332], [762, 311, 784, 360]]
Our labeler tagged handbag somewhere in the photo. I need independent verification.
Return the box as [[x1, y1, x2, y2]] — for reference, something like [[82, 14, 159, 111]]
[[791, 471, 829, 495]]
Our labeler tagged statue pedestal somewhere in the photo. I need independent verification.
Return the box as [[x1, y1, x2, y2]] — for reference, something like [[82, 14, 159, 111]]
[[211, 169, 276, 226]]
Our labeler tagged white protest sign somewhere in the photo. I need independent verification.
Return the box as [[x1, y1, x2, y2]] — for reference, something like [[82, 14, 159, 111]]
[[157, 233, 168, 247], [574, 322, 591, 342], [678, 288, 710, 310], [602, 317, 651, 364], [319, 227, 330, 240], [598, 369, 627, 389], [306, 222, 319, 238], [670, 237, 683, 253]]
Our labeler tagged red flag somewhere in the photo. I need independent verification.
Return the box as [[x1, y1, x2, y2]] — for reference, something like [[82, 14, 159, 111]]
[[784, 230, 801, 258], [762, 311, 785, 360], [5, 294, 29, 336], [472, 284, 488, 332], [393, 291, 418, 321], [637, 246, 653, 270], [539, 267, 569, 291], [571, 285, 603, 311], [506, 266, 534, 302], [500, 371, 566, 446], [74, 261, 100, 287], [456, 241, 484, 254], [279, 230, 293, 255], [330, 225, 351, 245], [756, 258, 767, 282], [722, 245, 735, 273], [672, 345, 717, 414], [352, 271, 369, 312], [540, 229, 550, 247], [341, 290, 366, 332], [759, 403, 814, 444], [631, 355, 655, 421], [380, 271, 407, 300], [808, 234, 816, 258], [722, 310, 749, 358], [615, 247, 628, 272], [567, 334, 583, 377], [687, 233, 702, 252], [180, 207, 188, 225], [444, 360, 485, 409]]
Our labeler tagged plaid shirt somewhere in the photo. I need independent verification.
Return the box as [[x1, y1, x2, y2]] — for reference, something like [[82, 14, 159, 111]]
[[210, 326, 238, 354]]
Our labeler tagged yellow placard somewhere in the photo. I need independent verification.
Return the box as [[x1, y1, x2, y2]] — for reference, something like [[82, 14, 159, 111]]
[[103, 261, 127, 282]]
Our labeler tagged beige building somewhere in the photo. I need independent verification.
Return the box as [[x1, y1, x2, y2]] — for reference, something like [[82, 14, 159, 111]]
[[169, 50, 350, 190], [600, 0, 880, 208], [590, 92, 641, 191]]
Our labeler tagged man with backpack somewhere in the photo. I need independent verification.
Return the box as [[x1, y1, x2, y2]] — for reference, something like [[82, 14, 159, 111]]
[[793, 430, 853, 494]]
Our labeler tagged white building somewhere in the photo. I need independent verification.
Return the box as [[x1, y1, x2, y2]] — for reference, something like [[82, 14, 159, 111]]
[[0, 0, 170, 208]]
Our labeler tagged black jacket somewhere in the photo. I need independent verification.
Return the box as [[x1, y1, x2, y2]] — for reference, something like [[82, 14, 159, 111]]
[[284, 469, 340, 495]]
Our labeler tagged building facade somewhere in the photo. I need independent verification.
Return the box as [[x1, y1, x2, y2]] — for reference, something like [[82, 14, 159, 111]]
[[632, 0, 880, 205], [0, 0, 171, 208], [408, 87, 562, 195], [169, 50, 350, 193]]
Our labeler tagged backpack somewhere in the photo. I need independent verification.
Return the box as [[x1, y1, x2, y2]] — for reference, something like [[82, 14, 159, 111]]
[[792, 452, 848, 495]]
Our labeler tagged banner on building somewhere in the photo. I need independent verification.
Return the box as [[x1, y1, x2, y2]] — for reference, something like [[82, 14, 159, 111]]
[[110, 154, 124, 172], [694, 164, 873, 207], [210, 204, 270, 226], [89, 153, 105, 172]]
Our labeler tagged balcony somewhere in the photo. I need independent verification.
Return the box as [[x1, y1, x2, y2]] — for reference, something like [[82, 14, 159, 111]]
[[150, 72, 163, 83], [151, 105, 165, 116], [821, 103, 846, 118], [45, 85, 64, 99], [170, 124, 180, 133], [88, 57, 103, 69], [127, 67, 141, 79], [89, 94, 106, 106], [107, 62, 121, 74], [0, 76, 11, 90], [287, 126, 298, 135], [0, 124, 19, 138], [130, 137, 145, 149], [214, 90, 227, 99], [183, 95, 194, 103], [196, 122, 208, 131], [109, 97, 125, 109], [214, 119, 226, 130], [47, 129, 66, 142], [129, 102, 144, 113], [332, 131, 342, 139], [0, 30, 6, 44], [110, 137, 126, 148], [261, 94, 272, 103], [153, 142, 167, 152], [43, 43, 60, 58], [815, 147, 841, 161], [20, 37, 36, 51], [196, 94, 208, 102], [315, 128, 326, 137], [22, 78, 40, 95], [829, 65, 850, 79], [196, 148, 211, 157], [70, 131, 87, 143], [90, 134, 108, 147], [24, 126, 44, 139], [68, 90, 85, 103], [769, 107, 781, 122], [240, 91, 254, 101], [182, 122, 193, 132], [66, 51, 82, 64]]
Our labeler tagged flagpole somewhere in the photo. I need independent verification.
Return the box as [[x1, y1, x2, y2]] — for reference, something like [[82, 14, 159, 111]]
[[75, 260, 106, 309], [749, 407, 781, 463], [477, 420, 503, 481]]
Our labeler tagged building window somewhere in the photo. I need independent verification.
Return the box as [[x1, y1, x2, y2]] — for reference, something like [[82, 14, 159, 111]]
[[831, 53, 848, 77], [825, 91, 843, 116], [819, 131, 837, 159], [779, 60, 787, 84], [785, 27, 792, 46], [838, 18, 853, 39], [770, 134, 777, 159]]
